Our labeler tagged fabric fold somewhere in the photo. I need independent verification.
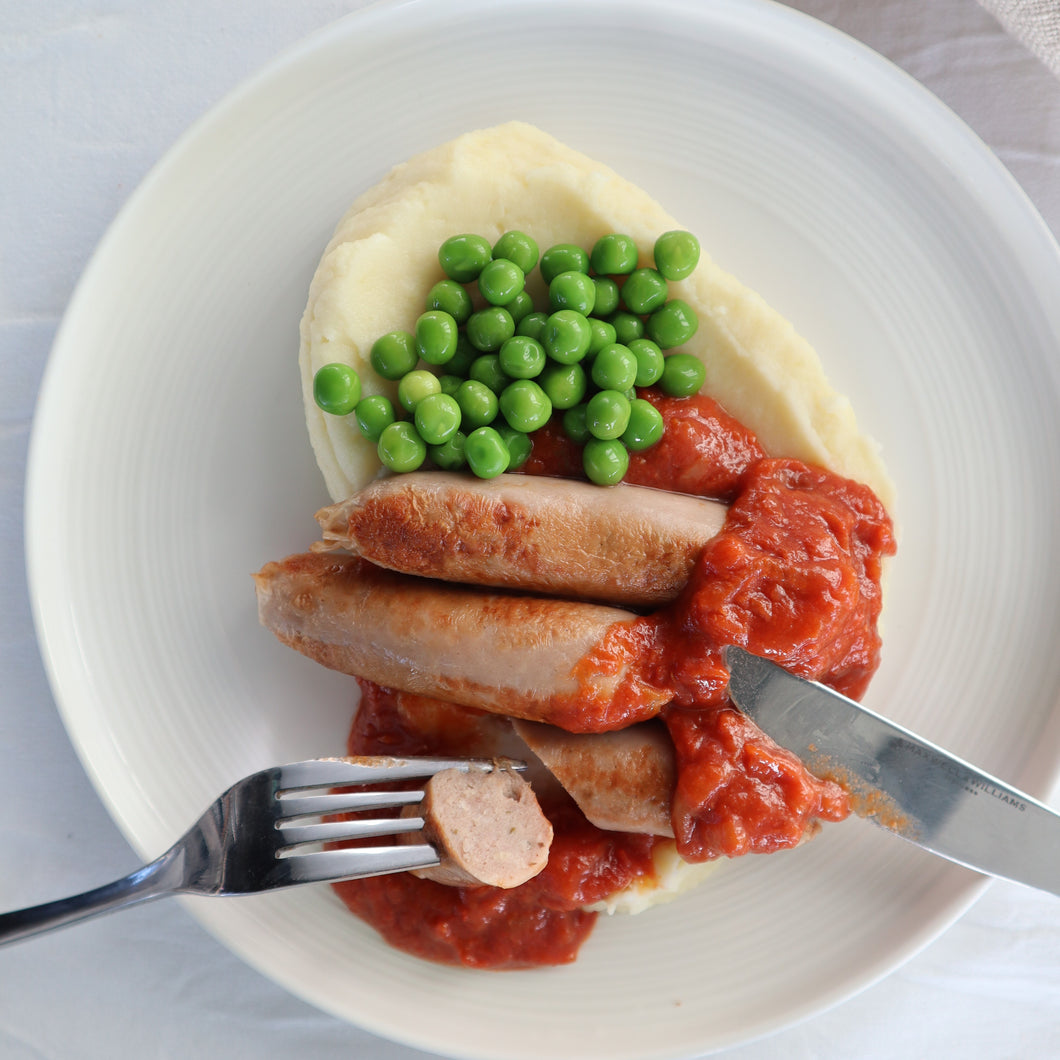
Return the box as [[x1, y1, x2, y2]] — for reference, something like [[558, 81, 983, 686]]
[[979, 0, 1060, 76]]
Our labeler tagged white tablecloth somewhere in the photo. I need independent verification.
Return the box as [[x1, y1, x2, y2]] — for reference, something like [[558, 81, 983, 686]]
[[2, 1, 1059, 1056]]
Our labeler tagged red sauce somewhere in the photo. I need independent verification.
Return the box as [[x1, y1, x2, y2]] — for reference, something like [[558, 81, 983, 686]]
[[626, 390, 765, 500], [649, 457, 894, 860], [521, 392, 763, 500], [333, 386, 896, 966]]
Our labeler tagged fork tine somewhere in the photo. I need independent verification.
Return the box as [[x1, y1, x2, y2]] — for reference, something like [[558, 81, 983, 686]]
[[277, 816, 425, 848], [277, 790, 424, 819], [283, 844, 440, 884], [275, 756, 523, 792]]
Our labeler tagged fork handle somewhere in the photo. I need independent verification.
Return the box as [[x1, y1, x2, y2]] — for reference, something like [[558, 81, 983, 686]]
[[0, 848, 182, 946]]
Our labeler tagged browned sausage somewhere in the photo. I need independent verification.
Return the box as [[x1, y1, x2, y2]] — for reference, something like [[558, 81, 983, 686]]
[[253, 552, 673, 731], [513, 719, 676, 837], [408, 766, 552, 888], [315, 472, 728, 607]]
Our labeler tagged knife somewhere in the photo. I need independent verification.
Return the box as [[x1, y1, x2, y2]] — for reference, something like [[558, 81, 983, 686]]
[[724, 645, 1060, 896]]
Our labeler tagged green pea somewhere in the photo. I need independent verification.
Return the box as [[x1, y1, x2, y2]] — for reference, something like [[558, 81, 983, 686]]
[[540, 243, 590, 284], [516, 311, 549, 342], [647, 299, 699, 349], [583, 437, 630, 486], [493, 230, 539, 274], [466, 306, 515, 351], [415, 310, 459, 366], [542, 309, 592, 364], [425, 279, 473, 324], [354, 394, 396, 441], [653, 230, 701, 281], [622, 398, 665, 451], [478, 258, 525, 307], [437, 373, 463, 396], [465, 426, 511, 479], [628, 337, 665, 387], [549, 271, 596, 315], [496, 425, 533, 471], [562, 403, 591, 444], [370, 331, 418, 381], [592, 277, 620, 318], [447, 334, 478, 376], [506, 289, 535, 326], [586, 389, 632, 440], [499, 379, 552, 433], [438, 233, 492, 282], [469, 354, 510, 394], [498, 335, 547, 379], [429, 430, 467, 471], [313, 363, 361, 416], [589, 233, 639, 276], [587, 318, 618, 358], [621, 268, 668, 315], [455, 379, 499, 428], [539, 361, 587, 410], [414, 392, 462, 445], [397, 368, 441, 414], [591, 343, 638, 392], [377, 421, 427, 473], [610, 311, 645, 345], [659, 352, 706, 397]]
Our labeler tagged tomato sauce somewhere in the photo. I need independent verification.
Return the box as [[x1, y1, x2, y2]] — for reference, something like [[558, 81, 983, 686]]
[[333, 387, 896, 967], [648, 456, 894, 860]]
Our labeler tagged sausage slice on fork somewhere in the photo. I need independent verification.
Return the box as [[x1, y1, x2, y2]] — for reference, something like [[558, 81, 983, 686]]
[[408, 766, 553, 888]]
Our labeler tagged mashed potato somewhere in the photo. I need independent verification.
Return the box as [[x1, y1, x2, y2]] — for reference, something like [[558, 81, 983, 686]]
[[297, 121, 892, 915], [300, 121, 893, 511]]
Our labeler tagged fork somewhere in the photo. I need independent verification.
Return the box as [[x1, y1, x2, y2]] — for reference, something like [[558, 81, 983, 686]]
[[0, 756, 513, 947]]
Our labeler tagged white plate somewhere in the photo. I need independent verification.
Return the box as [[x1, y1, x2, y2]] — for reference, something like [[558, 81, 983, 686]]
[[25, 0, 1060, 1056]]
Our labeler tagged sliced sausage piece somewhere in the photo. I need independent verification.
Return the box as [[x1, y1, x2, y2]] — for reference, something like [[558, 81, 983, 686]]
[[408, 766, 553, 888], [315, 472, 728, 607], [253, 552, 673, 731], [513, 719, 676, 838]]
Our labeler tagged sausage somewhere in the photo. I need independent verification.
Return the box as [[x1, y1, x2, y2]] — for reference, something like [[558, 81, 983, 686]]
[[253, 551, 673, 731], [513, 719, 823, 851], [315, 472, 728, 607], [513, 719, 676, 837], [407, 766, 553, 888]]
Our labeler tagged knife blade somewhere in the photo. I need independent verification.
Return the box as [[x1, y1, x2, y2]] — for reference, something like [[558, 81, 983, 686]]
[[724, 645, 1060, 896]]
